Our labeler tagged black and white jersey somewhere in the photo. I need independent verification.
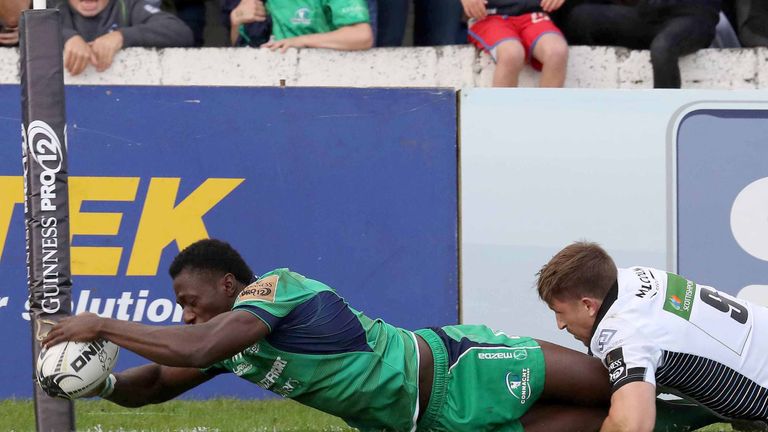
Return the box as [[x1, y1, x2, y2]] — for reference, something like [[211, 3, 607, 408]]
[[590, 267, 768, 420]]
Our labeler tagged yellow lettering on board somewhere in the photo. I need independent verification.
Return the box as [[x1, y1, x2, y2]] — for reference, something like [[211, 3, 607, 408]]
[[0, 176, 24, 262], [127, 177, 244, 276], [69, 177, 140, 275]]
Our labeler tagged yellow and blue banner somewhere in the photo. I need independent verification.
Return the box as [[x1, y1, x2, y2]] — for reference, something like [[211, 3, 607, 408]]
[[0, 85, 459, 398]]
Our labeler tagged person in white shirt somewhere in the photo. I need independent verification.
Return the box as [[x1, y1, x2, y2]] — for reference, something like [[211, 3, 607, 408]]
[[537, 241, 768, 432]]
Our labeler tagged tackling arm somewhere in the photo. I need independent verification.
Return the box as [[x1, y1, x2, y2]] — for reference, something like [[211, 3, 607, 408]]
[[601, 381, 656, 432], [43, 310, 269, 368]]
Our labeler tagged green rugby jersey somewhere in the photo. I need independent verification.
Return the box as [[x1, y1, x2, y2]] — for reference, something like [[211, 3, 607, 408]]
[[266, 0, 370, 41], [202, 269, 420, 431]]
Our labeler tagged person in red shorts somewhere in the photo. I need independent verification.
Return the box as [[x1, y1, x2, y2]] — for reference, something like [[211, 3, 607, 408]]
[[461, 0, 568, 87]]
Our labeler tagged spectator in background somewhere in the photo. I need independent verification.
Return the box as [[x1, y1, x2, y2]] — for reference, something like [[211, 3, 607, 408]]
[[378, 0, 465, 47], [226, 0, 375, 48], [56, 0, 193, 76], [146, 0, 207, 47], [258, 0, 373, 52], [462, 0, 569, 87], [226, 0, 270, 46], [567, 1, 721, 88], [0, 0, 30, 46], [730, 0, 767, 47], [173, 0, 207, 46]]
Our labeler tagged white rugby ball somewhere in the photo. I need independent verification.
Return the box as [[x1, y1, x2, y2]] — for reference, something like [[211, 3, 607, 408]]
[[36, 339, 119, 399]]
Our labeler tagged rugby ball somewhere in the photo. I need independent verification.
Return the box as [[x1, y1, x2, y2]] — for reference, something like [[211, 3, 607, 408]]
[[36, 339, 119, 399]]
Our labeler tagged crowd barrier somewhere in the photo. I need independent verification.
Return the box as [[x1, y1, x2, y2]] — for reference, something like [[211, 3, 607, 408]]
[[0, 45, 767, 89]]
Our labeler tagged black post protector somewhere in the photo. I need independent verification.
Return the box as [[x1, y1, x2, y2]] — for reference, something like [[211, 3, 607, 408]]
[[20, 9, 75, 432]]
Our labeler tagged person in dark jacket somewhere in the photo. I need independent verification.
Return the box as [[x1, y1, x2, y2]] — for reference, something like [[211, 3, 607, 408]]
[[567, 0, 721, 88], [56, 0, 193, 76]]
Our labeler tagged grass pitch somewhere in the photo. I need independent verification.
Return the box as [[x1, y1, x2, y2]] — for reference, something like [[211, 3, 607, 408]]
[[0, 398, 739, 431], [1, 398, 353, 431]]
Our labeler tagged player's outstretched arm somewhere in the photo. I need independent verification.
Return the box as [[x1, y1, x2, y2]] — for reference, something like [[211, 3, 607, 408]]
[[98, 364, 213, 408], [42, 310, 269, 368], [601, 381, 656, 432]]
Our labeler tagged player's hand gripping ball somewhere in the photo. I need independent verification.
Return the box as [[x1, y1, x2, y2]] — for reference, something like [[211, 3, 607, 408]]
[[36, 339, 119, 399]]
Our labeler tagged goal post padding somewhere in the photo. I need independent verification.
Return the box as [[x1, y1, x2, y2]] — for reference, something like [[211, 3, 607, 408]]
[[20, 8, 75, 431]]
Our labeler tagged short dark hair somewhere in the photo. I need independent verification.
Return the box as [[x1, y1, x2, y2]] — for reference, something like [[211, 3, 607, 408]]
[[536, 241, 617, 304], [169, 239, 254, 285]]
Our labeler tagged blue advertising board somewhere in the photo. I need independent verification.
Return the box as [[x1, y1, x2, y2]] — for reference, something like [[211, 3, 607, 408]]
[[0, 85, 458, 398], [676, 107, 768, 299]]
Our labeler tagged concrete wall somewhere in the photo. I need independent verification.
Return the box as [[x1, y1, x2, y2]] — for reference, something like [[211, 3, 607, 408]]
[[1, 45, 766, 88]]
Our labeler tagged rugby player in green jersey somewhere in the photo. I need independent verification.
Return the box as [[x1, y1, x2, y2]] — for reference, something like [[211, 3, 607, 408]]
[[42, 239, 712, 431]]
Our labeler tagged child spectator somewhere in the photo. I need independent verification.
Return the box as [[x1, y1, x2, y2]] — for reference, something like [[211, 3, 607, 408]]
[[55, 0, 193, 76], [462, 0, 569, 87], [257, 0, 373, 52], [226, 0, 270, 46]]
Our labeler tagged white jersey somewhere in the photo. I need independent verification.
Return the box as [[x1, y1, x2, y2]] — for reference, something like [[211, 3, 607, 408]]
[[589, 266, 768, 420]]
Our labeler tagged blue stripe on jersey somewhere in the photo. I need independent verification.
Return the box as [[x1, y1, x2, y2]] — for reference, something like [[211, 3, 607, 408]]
[[431, 327, 506, 368], [235, 304, 281, 330], [265, 290, 372, 354]]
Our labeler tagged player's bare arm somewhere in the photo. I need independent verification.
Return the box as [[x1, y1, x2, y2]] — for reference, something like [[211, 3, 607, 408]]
[[42, 309, 269, 368], [600, 381, 656, 432], [105, 364, 213, 407]]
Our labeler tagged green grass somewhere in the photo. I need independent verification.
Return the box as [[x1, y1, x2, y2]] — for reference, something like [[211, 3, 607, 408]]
[[0, 399, 741, 432], [0, 399, 354, 432]]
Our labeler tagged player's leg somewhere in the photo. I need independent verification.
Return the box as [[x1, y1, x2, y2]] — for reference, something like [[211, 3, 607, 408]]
[[531, 33, 568, 88], [537, 340, 727, 431], [520, 402, 606, 432], [536, 339, 611, 407]]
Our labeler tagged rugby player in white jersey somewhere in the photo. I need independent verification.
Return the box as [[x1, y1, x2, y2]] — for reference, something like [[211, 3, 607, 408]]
[[537, 241, 768, 432]]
